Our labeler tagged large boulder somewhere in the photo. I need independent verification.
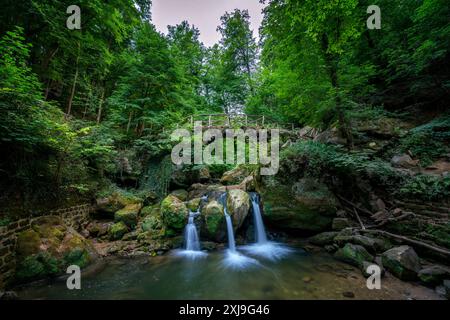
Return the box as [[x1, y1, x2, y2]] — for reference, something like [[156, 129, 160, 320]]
[[114, 204, 141, 228], [391, 154, 419, 169], [220, 166, 251, 185], [334, 243, 374, 268], [15, 219, 97, 282], [309, 232, 338, 246], [95, 190, 142, 216], [170, 189, 188, 201], [187, 198, 201, 211], [261, 178, 337, 232], [160, 195, 189, 231], [202, 200, 225, 241], [381, 246, 421, 280], [109, 222, 129, 240], [188, 183, 226, 199], [226, 189, 250, 230], [334, 234, 391, 254], [418, 265, 450, 286]]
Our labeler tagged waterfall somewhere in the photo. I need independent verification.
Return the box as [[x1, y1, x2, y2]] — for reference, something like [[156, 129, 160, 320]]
[[250, 192, 267, 244], [184, 211, 201, 251], [219, 193, 237, 252], [241, 192, 292, 261], [225, 214, 236, 252]]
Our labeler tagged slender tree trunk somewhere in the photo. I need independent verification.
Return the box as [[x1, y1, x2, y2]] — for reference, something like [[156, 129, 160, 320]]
[[126, 111, 133, 133], [66, 41, 81, 116], [96, 86, 105, 124]]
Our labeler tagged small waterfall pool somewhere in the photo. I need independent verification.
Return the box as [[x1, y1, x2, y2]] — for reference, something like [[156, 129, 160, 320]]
[[13, 247, 439, 300]]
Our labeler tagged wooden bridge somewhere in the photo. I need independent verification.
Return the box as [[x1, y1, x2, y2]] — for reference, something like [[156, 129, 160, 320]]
[[180, 113, 296, 130], [171, 113, 321, 140]]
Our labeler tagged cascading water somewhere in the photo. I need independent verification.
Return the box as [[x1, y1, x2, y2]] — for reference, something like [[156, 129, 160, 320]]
[[241, 192, 292, 261], [184, 212, 201, 251], [219, 193, 237, 252], [250, 192, 267, 244], [224, 214, 236, 252], [175, 209, 207, 259], [219, 192, 259, 269]]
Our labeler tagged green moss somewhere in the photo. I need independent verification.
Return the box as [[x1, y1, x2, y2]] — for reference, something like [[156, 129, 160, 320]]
[[63, 248, 90, 268], [109, 221, 128, 240], [114, 204, 140, 228], [16, 252, 60, 281], [334, 243, 373, 268], [160, 195, 188, 231], [16, 229, 41, 256]]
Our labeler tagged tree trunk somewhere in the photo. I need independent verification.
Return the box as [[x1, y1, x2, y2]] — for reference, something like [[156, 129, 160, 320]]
[[66, 41, 81, 116], [96, 86, 105, 124], [126, 111, 133, 133]]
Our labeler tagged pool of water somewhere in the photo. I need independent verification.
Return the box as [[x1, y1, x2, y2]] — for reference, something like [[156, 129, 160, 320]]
[[14, 245, 440, 300]]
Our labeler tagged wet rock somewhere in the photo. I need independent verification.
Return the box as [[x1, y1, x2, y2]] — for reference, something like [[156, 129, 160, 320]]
[[170, 189, 188, 201], [381, 246, 421, 281], [15, 222, 97, 282], [334, 234, 391, 254], [418, 265, 450, 286], [160, 195, 189, 231], [95, 191, 142, 216], [332, 218, 350, 231], [309, 231, 338, 246], [261, 178, 337, 232], [226, 189, 250, 230], [109, 222, 129, 241], [220, 166, 251, 185], [141, 215, 163, 233], [187, 198, 201, 211], [202, 200, 225, 241], [334, 243, 374, 269], [391, 154, 419, 169], [140, 204, 160, 218], [114, 204, 141, 228], [188, 183, 226, 199]]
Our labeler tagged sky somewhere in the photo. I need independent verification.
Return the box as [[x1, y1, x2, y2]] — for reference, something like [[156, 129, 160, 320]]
[[152, 0, 266, 47]]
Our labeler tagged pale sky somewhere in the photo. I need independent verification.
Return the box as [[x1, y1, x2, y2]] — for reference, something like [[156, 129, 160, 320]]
[[152, 0, 266, 47]]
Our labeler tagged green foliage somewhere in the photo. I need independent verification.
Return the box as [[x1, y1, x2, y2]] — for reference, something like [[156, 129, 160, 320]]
[[398, 114, 450, 166], [399, 175, 450, 201]]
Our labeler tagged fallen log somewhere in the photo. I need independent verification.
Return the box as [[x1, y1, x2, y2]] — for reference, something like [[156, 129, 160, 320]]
[[360, 229, 450, 259]]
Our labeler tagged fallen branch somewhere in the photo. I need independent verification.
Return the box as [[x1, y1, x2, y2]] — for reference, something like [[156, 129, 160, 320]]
[[337, 194, 373, 216], [360, 229, 450, 259], [353, 208, 366, 230]]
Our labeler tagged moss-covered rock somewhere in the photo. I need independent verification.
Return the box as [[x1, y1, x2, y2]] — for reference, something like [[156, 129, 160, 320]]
[[381, 246, 421, 280], [16, 230, 41, 257], [140, 204, 159, 217], [418, 265, 450, 286], [15, 252, 59, 282], [95, 190, 142, 215], [202, 200, 225, 240], [220, 166, 251, 185], [171, 189, 188, 201], [141, 215, 163, 232], [114, 204, 141, 228], [226, 189, 250, 230], [160, 195, 189, 231], [262, 178, 337, 232], [334, 243, 374, 268], [309, 232, 338, 246], [109, 222, 129, 240], [187, 198, 201, 211], [15, 224, 97, 283]]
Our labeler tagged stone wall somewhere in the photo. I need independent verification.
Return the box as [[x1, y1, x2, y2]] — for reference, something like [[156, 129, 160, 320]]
[[0, 204, 93, 289]]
